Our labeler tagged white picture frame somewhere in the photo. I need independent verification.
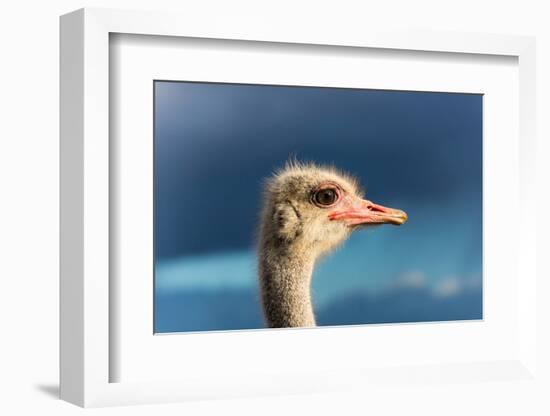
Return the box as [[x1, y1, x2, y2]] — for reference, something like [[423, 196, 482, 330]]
[[60, 7, 538, 408]]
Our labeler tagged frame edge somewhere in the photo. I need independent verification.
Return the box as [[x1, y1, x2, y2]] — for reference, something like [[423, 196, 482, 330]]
[[59, 8, 85, 407]]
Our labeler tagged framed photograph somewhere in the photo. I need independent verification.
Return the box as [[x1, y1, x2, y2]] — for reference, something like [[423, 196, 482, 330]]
[[60, 8, 538, 407]]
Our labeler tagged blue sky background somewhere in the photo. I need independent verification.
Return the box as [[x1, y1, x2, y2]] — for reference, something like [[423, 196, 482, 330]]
[[154, 81, 483, 333]]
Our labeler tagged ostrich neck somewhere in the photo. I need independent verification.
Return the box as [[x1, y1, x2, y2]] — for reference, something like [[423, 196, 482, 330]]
[[259, 244, 317, 328]]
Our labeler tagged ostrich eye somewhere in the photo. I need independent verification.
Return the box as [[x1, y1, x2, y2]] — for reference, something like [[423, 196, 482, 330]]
[[313, 188, 338, 207]]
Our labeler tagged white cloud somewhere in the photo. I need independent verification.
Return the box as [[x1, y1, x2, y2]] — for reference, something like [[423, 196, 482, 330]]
[[155, 250, 256, 292], [394, 271, 427, 288], [433, 276, 462, 298]]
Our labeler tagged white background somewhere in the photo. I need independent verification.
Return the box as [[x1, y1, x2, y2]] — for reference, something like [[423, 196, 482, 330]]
[[1, 1, 549, 415]]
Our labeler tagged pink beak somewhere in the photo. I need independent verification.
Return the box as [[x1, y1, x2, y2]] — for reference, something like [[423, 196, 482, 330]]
[[328, 198, 408, 226]]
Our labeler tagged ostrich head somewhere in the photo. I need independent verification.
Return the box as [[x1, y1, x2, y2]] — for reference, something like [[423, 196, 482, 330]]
[[260, 161, 407, 257], [258, 161, 407, 328]]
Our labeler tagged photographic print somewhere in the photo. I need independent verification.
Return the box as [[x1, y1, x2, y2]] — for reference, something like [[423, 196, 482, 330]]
[[154, 81, 482, 333]]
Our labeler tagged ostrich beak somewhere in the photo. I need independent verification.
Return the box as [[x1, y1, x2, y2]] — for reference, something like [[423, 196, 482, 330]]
[[328, 198, 408, 226]]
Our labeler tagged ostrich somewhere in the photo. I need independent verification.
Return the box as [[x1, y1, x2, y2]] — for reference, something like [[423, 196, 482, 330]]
[[258, 161, 407, 328]]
